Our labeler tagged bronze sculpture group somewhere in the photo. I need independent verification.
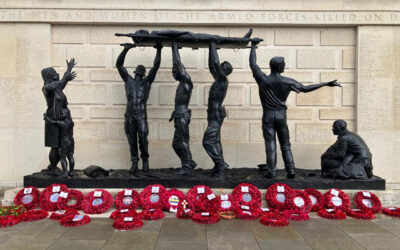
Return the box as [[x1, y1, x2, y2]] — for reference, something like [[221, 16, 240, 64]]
[[41, 29, 374, 181]]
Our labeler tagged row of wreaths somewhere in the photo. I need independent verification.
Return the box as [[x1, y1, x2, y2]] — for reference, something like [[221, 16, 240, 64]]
[[1, 182, 400, 229]]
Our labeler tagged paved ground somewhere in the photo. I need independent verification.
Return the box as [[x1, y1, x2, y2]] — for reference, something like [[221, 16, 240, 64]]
[[1, 216, 400, 250]]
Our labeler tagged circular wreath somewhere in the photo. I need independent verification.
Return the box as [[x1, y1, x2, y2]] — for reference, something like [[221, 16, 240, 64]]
[[82, 189, 113, 214], [110, 209, 139, 220], [259, 212, 289, 227], [163, 189, 186, 212], [382, 207, 400, 218], [140, 184, 167, 210], [0, 205, 26, 217], [113, 217, 144, 230], [14, 186, 40, 210], [219, 194, 235, 212], [317, 208, 346, 220], [50, 209, 79, 220], [57, 189, 84, 211], [305, 188, 325, 212], [354, 191, 382, 214], [192, 212, 220, 224], [20, 209, 48, 222], [235, 207, 260, 220], [232, 183, 261, 211], [0, 215, 21, 228], [60, 214, 91, 227], [285, 190, 312, 213], [266, 183, 293, 211], [258, 207, 274, 216], [282, 210, 310, 221], [176, 207, 194, 219], [115, 189, 140, 210], [346, 209, 375, 220], [187, 185, 212, 212], [139, 209, 165, 220], [324, 189, 350, 212], [40, 184, 68, 211]]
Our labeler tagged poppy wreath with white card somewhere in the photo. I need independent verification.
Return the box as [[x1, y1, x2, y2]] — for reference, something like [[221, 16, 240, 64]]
[[50, 209, 79, 220], [14, 186, 41, 210], [82, 189, 113, 214], [219, 194, 235, 212], [258, 207, 274, 216], [176, 206, 194, 219], [282, 209, 309, 221], [113, 217, 144, 230], [324, 188, 350, 211], [266, 183, 293, 211], [234, 206, 261, 220], [346, 208, 376, 220], [60, 214, 91, 227], [139, 208, 165, 220], [163, 188, 186, 212], [139, 184, 167, 210], [305, 188, 325, 212], [57, 189, 84, 211], [115, 189, 140, 210], [192, 212, 220, 224], [354, 191, 382, 214], [317, 208, 346, 220], [187, 185, 218, 212], [0, 215, 21, 228], [40, 184, 68, 211], [20, 209, 48, 222], [198, 193, 221, 213], [382, 207, 400, 217], [259, 211, 289, 227], [232, 183, 261, 211], [285, 190, 312, 213], [109, 209, 139, 220]]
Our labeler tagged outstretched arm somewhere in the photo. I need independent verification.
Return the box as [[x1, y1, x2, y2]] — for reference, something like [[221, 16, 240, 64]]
[[116, 43, 135, 81], [146, 43, 162, 84], [292, 79, 341, 93], [172, 42, 188, 80], [209, 42, 225, 79], [249, 38, 265, 82], [43, 79, 67, 93]]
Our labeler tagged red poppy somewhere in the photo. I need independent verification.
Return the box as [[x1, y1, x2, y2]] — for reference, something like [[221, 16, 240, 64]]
[[14, 186, 40, 210], [139, 208, 165, 220], [20, 209, 48, 221], [192, 212, 220, 224], [113, 217, 144, 230], [176, 206, 194, 219], [346, 208, 375, 220], [82, 189, 113, 214], [60, 214, 91, 227], [285, 190, 312, 213], [232, 183, 261, 211], [57, 189, 84, 211], [0, 215, 21, 228], [115, 189, 140, 210], [305, 188, 325, 212], [266, 183, 293, 211], [187, 185, 219, 213], [40, 184, 68, 211], [219, 194, 235, 212], [140, 184, 167, 210], [235, 207, 261, 220], [50, 209, 79, 220], [259, 211, 289, 227], [354, 191, 382, 214], [317, 208, 346, 220], [163, 189, 186, 212], [282, 210, 309, 221], [109, 209, 139, 220], [382, 207, 400, 218], [324, 189, 350, 212]]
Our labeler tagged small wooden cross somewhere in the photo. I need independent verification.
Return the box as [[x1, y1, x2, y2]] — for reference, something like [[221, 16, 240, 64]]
[[182, 200, 188, 210]]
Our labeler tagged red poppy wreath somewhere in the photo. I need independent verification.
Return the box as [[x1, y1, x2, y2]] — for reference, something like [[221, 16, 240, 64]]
[[50, 209, 79, 220], [324, 189, 350, 212], [382, 207, 400, 218], [354, 191, 382, 214], [82, 189, 113, 214], [115, 189, 140, 210], [0, 215, 21, 228], [20, 209, 48, 222], [163, 188, 186, 212], [305, 188, 325, 212], [282, 209, 309, 221], [259, 211, 289, 227], [140, 184, 167, 210], [60, 214, 91, 227], [192, 212, 220, 224], [266, 183, 293, 211], [40, 184, 68, 211], [219, 193, 235, 212], [232, 183, 261, 211], [139, 208, 165, 220], [346, 208, 376, 220], [113, 217, 144, 230], [187, 185, 219, 213], [110, 209, 139, 220], [14, 186, 40, 210], [57, 189, 84, 211], [318, 208, 346, 220], [235, 206, 261, 220], [285, 190, 312, 213], [176, 206, 194, 219]]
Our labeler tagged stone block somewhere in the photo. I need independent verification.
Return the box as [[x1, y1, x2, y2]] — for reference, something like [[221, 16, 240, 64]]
[[250, 122, 263, 142], [147, 107, 174, 119], [90, 26, 132, 44], [321, 28, 356, 46], [67, 47, 106, 67], [51, 46, 66, 67], [159, 84, 198, 105], [342, 48, 356, 69], [319, 107, 355, 120], [108, 84, 126, 105], [204, 85, 244, 106], [287, 108, 313, 120], [320, 71, 355, 83], [296, 87, 335, 106], [74, 121, 107, 141], [249, 47, 291, 68], [90, 107, 125, 119], [275, 28, 315, 45], [342, 84, 356, 106], [295, 122, 335, 143], [227, 108, 262, 120], [65, 83, 106, 104], [0, 77, 15, 128], [90, 70, 121, 82], [250, 85, 261, 106], [52, 25, 89, 44], [69, 106, 85, 119], [221, 121, 248, 142], [297, 48, 336, 69]]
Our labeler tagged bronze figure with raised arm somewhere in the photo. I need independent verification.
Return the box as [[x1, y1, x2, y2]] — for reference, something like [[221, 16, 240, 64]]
[[116, 43, 162, 175], [250, 38, 341, 179]]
